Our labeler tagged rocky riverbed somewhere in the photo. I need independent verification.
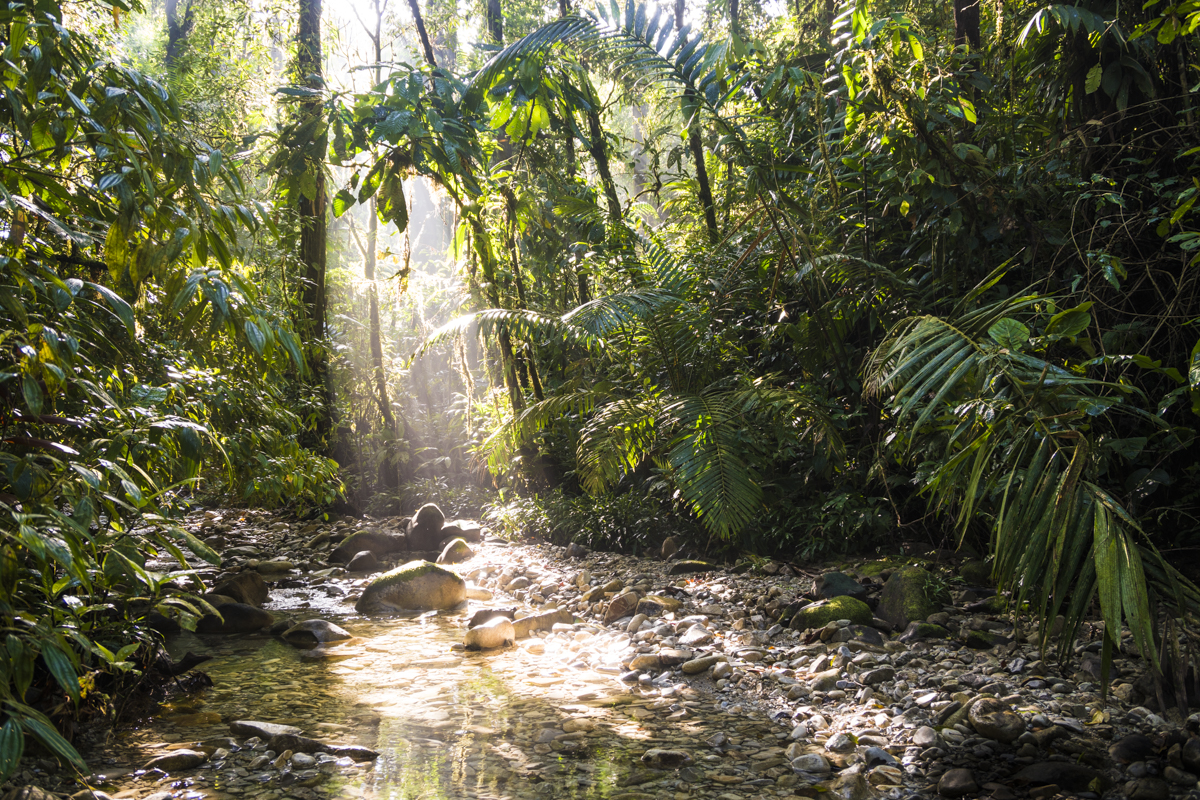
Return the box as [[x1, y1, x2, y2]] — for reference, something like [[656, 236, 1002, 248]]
[[6, 507, 1199, 800]]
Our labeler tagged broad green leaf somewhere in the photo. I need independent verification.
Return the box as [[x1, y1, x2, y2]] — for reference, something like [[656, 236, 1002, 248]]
[[87, 282, 136, 336], [988, 318, 1030, 350], [244, 320, 266, 355], [1045, 302, 1092, 337], [1085, 64, 1102, 93], [0, 719, 23, 780]]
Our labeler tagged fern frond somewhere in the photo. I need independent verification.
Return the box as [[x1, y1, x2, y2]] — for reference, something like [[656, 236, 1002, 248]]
[[481, 389, 603, 474], [576, 394, 664, 493]]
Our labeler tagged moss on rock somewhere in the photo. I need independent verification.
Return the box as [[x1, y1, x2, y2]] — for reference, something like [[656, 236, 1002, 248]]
[[355, 560, 465, 613], [877, 566, 948, 629], [789, 595, 873, 629], [959, 559, 991, 586]]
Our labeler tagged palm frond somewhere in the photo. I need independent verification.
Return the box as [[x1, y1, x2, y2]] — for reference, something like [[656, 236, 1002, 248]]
[[412, 308, 604, 360], [663, 392, 762, 539], [467, 2, 746, 141], [576, 394, 664, 493], [480, 389, 603, 474], [563, 289, 683, 338]]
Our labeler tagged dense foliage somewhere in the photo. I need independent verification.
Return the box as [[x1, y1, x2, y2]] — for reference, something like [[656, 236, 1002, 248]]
[[1, 0, 1199, 777]]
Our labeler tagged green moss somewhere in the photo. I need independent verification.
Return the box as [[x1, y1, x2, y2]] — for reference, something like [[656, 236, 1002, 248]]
[[373, 559, 452, 585], [878, 566, 948, 627], [857, 562, 889, 578], [791, 595, 873, 629]]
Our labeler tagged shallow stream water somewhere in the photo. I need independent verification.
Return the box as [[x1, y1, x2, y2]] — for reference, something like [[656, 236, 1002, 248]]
[[88, 574, 794, 800]]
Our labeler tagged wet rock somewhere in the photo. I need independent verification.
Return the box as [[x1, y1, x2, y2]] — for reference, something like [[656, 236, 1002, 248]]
[[877, 566, 948, 629], [468, 607, 516, 628], [355, 560, 466, 612], [449, 520, 483, 543], [464, 616, 515, 650], [407, 503, 447, 550], [329, 530, 407, 563], [196, 602, 273, 634], [1012, 761, 1106, 791], [938, 768, 978, 798], [346, 550, 380, 572], [789, 596, 872, 629], [969, 697, 1026, 743], [964, 629, 1010, 649], [817, 572, 867, 601], [143, 749, 208, 772], [437, 537, 473, 564], [641, 749, 692, 768], [862, 746, 896, 767], [281, 619, 352, 646], [266, 733, 379, 762], [667, 560, 716, 575], [229, 720, 303, 739], [211, 572, 269, 607], [564, 542, 589, 559], [1110, 733, 1156, 764]]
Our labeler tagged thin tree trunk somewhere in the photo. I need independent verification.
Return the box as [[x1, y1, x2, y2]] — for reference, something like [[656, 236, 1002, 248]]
[[406, 0, 439, 70], [359, 0, 399, 488], [586, 104, 622, 222], [674, 0, 718, 243]]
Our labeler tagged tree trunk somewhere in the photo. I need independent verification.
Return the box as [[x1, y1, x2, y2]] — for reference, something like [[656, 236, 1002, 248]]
[[486, 0, 503, 44], [729, 0, 739, 33], [674, 0, 718, 243], [954, 0, 981, 49], [296, 0, 332, 441], [585, 103, 622, 222], [165, 0, 196, 69], [405, 0, 440, 70]]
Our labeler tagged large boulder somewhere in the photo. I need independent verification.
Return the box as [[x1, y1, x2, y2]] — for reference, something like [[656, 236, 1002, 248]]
[[329, 530, 407, 564], [211, 572, 269, 607], [877, 566, 948, 629], [196, 603, 273, 634], [788, 596, 872, 629], [407, 504, 447, 551], [354, 560, 465, 613]]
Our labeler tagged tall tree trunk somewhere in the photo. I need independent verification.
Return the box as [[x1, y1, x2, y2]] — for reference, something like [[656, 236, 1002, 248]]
[[296, 0, 332, 441], [674, 0, 719, 243], [405, 0, 439, 70], [585, 103, 622, 222], [729, 0, 739, 33], [954, 0, 981, 48], [486, 0, 503, 44], [165, 0, 196, 69]]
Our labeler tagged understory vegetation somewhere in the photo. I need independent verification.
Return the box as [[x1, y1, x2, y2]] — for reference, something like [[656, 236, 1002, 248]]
[[1, 0, 1199, 776]]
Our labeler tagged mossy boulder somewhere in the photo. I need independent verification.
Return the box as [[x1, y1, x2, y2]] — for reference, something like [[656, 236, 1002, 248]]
[[329, 530, 407, 564], [436, 537, 473, 564], [959, 559, 992, 586], [877, 566, 948, 629], [857, 561, 891, 578], [196, 602, 273, 634], [354, 560, 465, 613], [788, 596, 872, 630]]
